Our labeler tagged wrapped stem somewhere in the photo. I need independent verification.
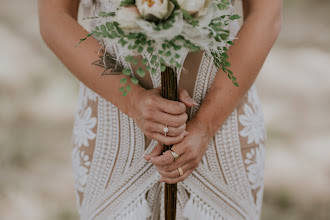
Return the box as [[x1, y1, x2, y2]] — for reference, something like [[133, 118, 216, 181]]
[[161, 66, 178, 220]]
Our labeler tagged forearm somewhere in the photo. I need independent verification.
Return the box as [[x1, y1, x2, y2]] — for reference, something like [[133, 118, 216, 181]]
[[38, 2, 144, 117], [193, 7, 282, 139]]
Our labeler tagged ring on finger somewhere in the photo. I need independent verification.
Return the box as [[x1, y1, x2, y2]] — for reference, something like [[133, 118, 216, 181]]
[[178, 167, 183, 176], [163, 124, 169, 136]]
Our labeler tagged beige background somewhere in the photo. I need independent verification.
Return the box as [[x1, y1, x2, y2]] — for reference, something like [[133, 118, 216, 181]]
[[0, 0, 329, 219]]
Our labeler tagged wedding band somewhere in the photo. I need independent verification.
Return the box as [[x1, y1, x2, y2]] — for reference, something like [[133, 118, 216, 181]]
[[163, 124, 169, 136], [178, 167, 183, 176], [169, 150, 179, 162]]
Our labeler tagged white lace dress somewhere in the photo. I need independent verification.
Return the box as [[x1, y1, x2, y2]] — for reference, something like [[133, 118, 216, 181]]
[[71, 0, 267, 219]]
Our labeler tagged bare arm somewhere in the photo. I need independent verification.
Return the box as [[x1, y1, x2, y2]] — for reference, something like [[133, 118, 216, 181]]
[[38, 0, 143, 116], [38, 0, 196, 146], [193, 0, 283, 139]]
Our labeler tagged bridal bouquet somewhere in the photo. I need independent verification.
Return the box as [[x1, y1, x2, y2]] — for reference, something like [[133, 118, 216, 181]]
[[77, 0, 240, 96]]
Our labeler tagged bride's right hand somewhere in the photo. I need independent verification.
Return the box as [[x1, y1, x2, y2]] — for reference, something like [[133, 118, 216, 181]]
[[130, 86, 195, 146]]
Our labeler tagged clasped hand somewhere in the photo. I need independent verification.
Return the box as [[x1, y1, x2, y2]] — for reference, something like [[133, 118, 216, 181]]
[[132, 86, 210, 184]]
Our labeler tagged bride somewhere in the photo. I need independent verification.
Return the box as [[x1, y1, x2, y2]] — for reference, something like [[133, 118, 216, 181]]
[[38, 0, 282, 219]]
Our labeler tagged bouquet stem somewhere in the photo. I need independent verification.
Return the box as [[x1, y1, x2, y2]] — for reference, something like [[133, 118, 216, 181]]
[[161, 66, 178, 220]]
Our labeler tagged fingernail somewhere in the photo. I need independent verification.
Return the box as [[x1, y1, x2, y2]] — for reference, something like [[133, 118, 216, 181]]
[[144, 154, 150, 161], [189, 98, 199, 106], [184, 131, 189, 136]]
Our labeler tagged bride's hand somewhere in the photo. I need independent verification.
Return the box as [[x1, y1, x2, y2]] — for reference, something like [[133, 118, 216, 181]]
[[131, 86, 197, 146], [144, 118, 211, 184]]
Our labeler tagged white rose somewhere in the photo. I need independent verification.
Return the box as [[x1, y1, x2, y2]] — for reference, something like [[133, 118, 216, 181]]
[[136, 0, 175, 22], [114, 6, 141, 30], [178, 0, 213, 17]]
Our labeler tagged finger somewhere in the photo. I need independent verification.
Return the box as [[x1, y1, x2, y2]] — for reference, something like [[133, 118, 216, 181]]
[[156, 162, 190, 179], [159, 168, 195, 184], [148, 140, 187, 166], [144, 142, 163, 161], [147, 121, 186, 137], [156, 98, 186, 115], [151, 111, 188, 128], [151, 130, 188, 146], [178, 88, 198, 107]]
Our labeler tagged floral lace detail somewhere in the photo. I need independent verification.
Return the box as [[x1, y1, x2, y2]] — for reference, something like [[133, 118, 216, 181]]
[[77, 83, 99, 112], [72, 146, 92, 192], [238, 103, 266, 145], [73, 106, 97, 148], [244, 144, 266, 190]]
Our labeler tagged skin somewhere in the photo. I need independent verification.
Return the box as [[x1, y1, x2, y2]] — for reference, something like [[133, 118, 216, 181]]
[[39, 0, 282, 184], [38, 0, 197, 146], [145, 0, 283, 184]]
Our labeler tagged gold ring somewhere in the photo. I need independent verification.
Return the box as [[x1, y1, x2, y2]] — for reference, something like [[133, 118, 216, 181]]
[[178, 167, 183, 176], [169, 150, 179, 162]]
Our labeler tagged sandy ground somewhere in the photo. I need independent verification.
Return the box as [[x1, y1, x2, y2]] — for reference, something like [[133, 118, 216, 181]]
[[0, 0, 329, 219]]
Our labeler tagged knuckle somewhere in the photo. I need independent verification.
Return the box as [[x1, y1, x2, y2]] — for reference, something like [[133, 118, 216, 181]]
[[173, 120, 182, 128], [143, 121, 152, 130], [143, 109, 154, 120], [146, 96, 157, 106], [179, 113, 188, 124], [192, 159, 199, 167], [179, 103, 186, 113], [170, 172, 177, 178], [163, 166, 171, 172], [183, 113, 188, 122]]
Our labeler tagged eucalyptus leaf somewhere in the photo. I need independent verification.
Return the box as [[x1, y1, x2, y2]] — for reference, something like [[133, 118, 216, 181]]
[[136, 67, 145, 77], [131, 77, 139, 85], [122, 68, 131, 76]]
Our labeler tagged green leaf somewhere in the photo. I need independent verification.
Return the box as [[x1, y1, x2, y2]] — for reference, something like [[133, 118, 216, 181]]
[[132, 58, 139, 65], [125, 55, 133, 62], [100, 24, 107, 32], [151, 55, 157, 63], [137, 46, 144, 53], [120, 77, 127, 84], [164, 51, 171, 56], [161, 64, 166, 72], [147, 47, 154, 53], [233, 81, 239, 87], [98, 11, 107, 17], [126, 84, 131, 92], [151, 68, 157, 75], [230, 14, 241, 20], [136, 67, 145, 77], [227, 41, 233, 45], [175, 53, 180, 59], [142, 58, 148, 65], [119, 87, 125, 92], [131, 77, 139, 85], [106, 22, 114, 31], [122, 91, 127, 96], [122, 68, 131, 76]]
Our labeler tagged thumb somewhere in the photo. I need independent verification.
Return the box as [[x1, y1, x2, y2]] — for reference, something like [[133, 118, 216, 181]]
[[144, 142, 163, 161], [178, 88, 198, 107]]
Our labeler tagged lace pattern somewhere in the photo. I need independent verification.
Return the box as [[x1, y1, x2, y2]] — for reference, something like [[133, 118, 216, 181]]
[[71, 0, 267, 219]]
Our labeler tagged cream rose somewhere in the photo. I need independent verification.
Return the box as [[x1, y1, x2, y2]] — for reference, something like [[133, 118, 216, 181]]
[[177, 0, 213, 17], [114, 6, 141, 30], [136, 0, 175, 22]]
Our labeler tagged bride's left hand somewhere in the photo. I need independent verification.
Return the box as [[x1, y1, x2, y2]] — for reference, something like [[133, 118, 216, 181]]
[[144, 118, 211, 184]]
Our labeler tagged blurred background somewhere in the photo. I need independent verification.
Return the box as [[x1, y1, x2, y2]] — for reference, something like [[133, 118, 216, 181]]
[[0, 0, 329, 219]]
